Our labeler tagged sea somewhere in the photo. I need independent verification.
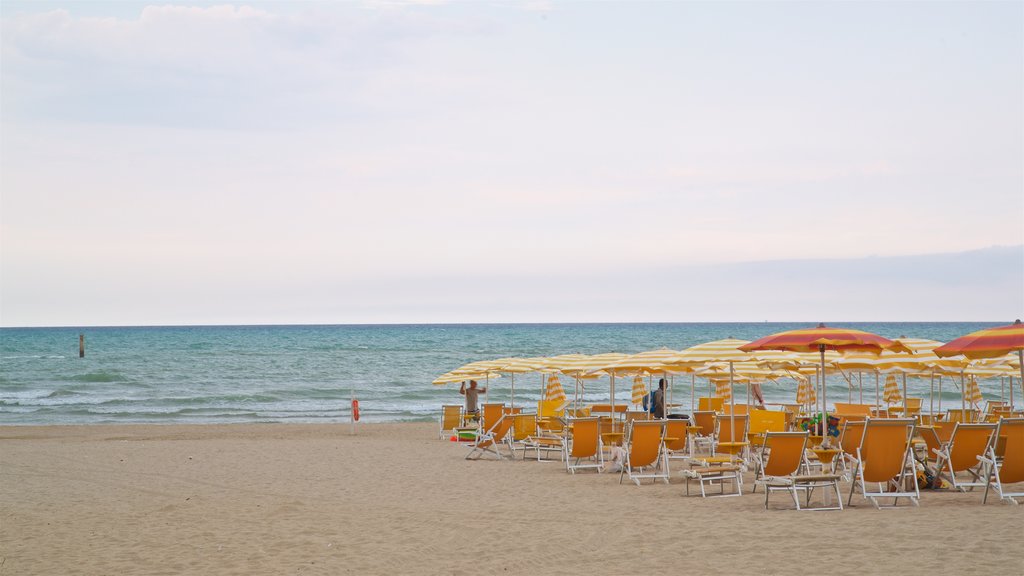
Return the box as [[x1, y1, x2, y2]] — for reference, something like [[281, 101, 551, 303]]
[[0, 322, 1013, 425]]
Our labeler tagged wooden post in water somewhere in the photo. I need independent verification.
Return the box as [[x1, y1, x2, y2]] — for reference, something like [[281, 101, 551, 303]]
[[79, 334, 85, 358]]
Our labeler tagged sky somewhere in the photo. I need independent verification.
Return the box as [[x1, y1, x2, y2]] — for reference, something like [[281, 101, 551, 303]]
[[1, 1, 1022, 327]]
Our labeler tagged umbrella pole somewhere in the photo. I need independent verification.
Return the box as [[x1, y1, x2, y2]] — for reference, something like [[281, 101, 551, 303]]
[[875, 372, 880, 408], [511, 373, 515, 410], [902, 373, 908, 418], [610, 373, 616, 419], [1018, 349, 1024, 409], [729, 361, 736, 450], [691, 374, 695, 413], [938, 375, 943, 413], [819, 345, 828, 448], [858, 372, 863, 404], [960, 370, 966, 421], [929, 372, 935, 417]]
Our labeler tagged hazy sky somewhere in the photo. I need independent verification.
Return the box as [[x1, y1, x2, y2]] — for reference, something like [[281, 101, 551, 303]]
[[1, 1, 1022, 326]]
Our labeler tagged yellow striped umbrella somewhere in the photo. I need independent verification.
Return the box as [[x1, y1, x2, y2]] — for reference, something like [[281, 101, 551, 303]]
[[713, 378, 732, 401], [598, 348, 682, 375], [935, 320, 1024, 406], [964, 376, 984, 408], [672, 339, 753, 366], [545, 374, 567, 403], [432, 372, 502, 385], [883, 374, 903, 404], [631, 375, 648, 407], [796, 374, 816, 406], [834, 338, 964, 373]]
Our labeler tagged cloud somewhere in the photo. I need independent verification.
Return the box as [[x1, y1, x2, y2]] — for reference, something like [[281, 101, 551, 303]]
[[0, 4, 486, 129]]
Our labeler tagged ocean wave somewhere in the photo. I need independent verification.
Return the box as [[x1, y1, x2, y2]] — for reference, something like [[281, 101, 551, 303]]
[[62, 372, 130, 383]]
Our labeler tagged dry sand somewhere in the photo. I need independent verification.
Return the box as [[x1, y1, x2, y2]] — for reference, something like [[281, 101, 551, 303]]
[[1, 422, 1021, 575]]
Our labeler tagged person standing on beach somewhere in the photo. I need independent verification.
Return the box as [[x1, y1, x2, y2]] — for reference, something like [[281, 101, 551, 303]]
[[459, 380, 487, 418], [651, 378, 667, 419]]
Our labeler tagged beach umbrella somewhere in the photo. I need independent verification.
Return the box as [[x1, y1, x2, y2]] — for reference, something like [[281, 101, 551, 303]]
[[545, 374, 567, 403], [595, 349, 679, 415], [543, 354, 618, 411], [796, 374, 816, 407], [432, 372, 502, 385], [672, 338, 756, 436], [883, 374, 902, 404], [964, 376, 984, 409], [740, 324, 902, 448], [833, 338, 964, 416], [631, 375, 648, 407], [934, 320, 1024, 407], [713, 377, 733, 401], [494, 357, 547, 409]]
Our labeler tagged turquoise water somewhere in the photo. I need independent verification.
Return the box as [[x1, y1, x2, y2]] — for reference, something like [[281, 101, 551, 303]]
[[0, 323, 1014, 425]]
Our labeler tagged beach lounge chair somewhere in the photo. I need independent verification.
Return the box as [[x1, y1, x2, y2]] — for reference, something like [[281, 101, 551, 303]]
[[619, 420, 669, 485], [833, 403, 873, 425], [480, 403, 505, 433], [847, 418, 919, 508], [465, 415, 515, 460], [690, 411, 716, 454], [917, 426, 944, 465], [836, 419, 866, 479], [519, 413, 566, 462], [715, 414, 749, 461], [537, 400, 568, 435], [935, 420, 957, 444], [698, 397, 725, 412], [439, 404, 464, 440], [564, 417, 603, 474], [510, 413, 538, 453], [722, 403, 750, 415], [625, 410, 650, 424], [663, 418, 692, 461], [932, 422, 996, 491], [683, 453, 743, 498], [755, 431, 842, 510], [944, 408, 979, 423], [979, 418, 1024, 504], [748, 409, 786, 447]]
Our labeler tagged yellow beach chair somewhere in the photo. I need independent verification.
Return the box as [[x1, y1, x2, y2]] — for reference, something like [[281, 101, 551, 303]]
[[847, 418, 919, 508], [944, 408, 979, 423], [519, 412, 565, 462], [755, 431, 841, 510], [932, 422, 996, 491], [980, 417, 1024, 504], [715, 414, 749, 460], [619, 420, 669, 485], [480, 403, 505, 433], [465, 415, 515, 460], [663, 418, 692, 461], [565, 417, 603, 474], [439, 404, 464, 440], [836, 419, 866, 480], [698, 397, 725, 412], [747, 409, 786, 447], [690, 410, 717, 455], [917, 426, 944, 465]]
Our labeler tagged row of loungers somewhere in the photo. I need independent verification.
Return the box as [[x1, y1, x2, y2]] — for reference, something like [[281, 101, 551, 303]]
[[443, 403, 1023, 510]]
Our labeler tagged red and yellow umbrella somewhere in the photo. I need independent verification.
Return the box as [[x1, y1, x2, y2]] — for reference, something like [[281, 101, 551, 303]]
[[934, 319, 1024, 408], [740, 324, 902, 447]]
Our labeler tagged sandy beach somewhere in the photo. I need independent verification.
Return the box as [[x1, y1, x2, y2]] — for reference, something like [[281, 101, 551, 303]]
[[1, 422, 1021, 575]]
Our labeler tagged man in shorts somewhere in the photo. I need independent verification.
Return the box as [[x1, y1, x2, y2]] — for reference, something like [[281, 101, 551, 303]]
[[459, 380, 487, 420]]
